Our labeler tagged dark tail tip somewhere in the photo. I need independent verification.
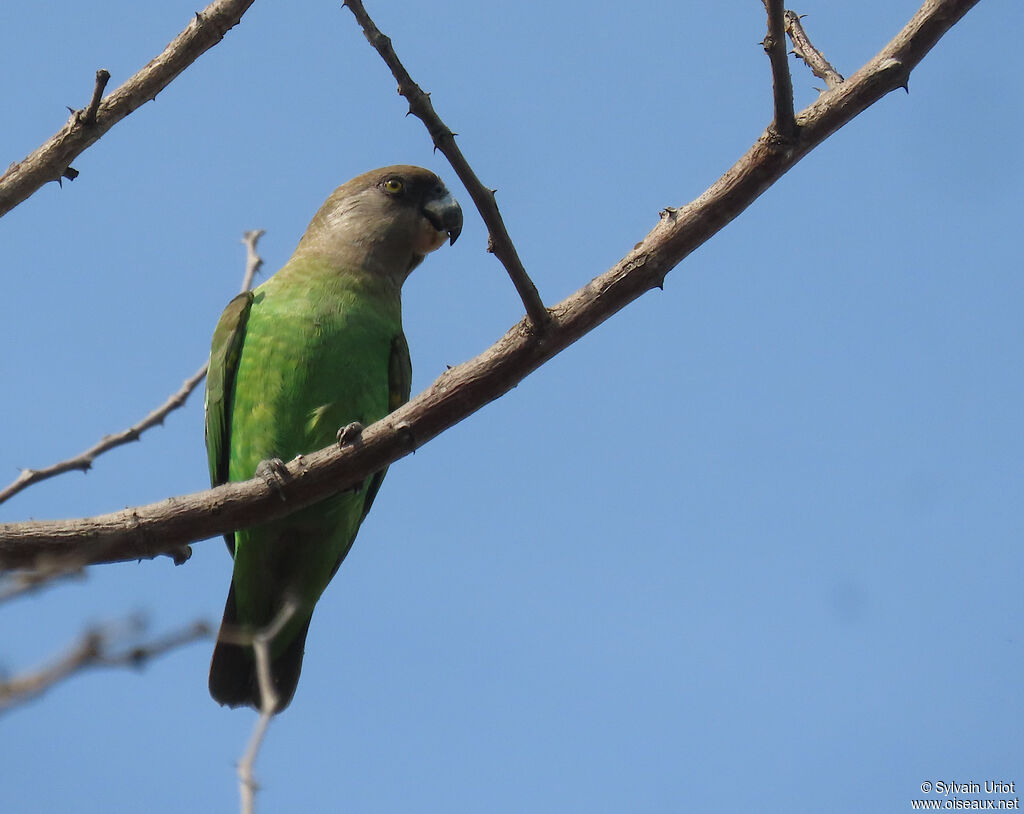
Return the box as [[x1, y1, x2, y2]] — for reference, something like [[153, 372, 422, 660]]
[[208, 584, 311, 713]]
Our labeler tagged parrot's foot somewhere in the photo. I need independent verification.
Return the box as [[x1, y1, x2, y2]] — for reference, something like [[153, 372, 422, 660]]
[[255, 457, 290, 500], [337, 421, 365, 446]]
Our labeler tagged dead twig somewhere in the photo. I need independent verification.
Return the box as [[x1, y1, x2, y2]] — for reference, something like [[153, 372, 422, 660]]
[[0, 618, 210, 716], [227, 599, 299, 814], [0, 0, 256, 218], [0, 561, 86, 604], [762, 0, 798, 139], [343, 0, 550, 331], [239, 229, 266, 294], [77, 69, 111, 128], [785, 10, 845, 89], [0, 230, 264, 507]]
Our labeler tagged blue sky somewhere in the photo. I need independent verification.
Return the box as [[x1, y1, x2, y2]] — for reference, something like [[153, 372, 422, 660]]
[[1, 1, 1021, 811]]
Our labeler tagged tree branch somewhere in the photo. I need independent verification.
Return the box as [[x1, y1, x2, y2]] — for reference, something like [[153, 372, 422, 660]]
[[0, 618, 210, 715], [0, 230, 264, 507], [762, 0, 797, 139], [342, 0, 550, 331], [0, 0, 255, 219], [786, 11, 845, 89], [230, 599, 298, 814], [0, 0, 981, 571], [239, 229, 266, 295], [0, 562, 85, 604]]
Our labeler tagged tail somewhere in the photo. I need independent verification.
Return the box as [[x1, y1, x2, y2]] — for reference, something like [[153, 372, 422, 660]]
[[208, 582, 312, 713]]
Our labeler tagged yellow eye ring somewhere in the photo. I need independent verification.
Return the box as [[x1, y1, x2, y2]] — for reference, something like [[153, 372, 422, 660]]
[[382, 177, 404, 195]]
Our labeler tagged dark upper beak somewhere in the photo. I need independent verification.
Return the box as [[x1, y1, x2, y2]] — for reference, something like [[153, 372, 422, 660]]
[[422, 189, 463, 245]]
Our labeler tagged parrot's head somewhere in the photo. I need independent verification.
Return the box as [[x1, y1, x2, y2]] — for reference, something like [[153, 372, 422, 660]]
[[297, 165, 463, 285]]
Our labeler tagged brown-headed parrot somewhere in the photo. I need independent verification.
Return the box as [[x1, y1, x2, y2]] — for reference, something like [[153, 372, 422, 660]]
[[205, 166, 462, 711]]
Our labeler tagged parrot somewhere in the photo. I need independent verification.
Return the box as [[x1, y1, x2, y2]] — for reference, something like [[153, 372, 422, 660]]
[[205, 166, 462, 712]]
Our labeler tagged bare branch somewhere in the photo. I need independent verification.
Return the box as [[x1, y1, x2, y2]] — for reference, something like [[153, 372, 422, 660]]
[[0, 561, 85, 604], [0, 366, 209, 508], [0, 0, 982, 571], [0, 230, 264, 507], [0, 618, 210, 716], [762, 0, 797, 139], [239, 229, 267, 294], [0, 0, 256, 219], [785, 11, 845, 89], [234, 599, 299, 814], [343, 0, 550, 331]]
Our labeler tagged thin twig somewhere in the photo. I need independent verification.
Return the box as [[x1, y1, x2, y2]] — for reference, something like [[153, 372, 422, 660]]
[[0, 230, 264, 507], [785, 10, 845, 89], [342, 0, 550, 331], [239, 229, 266, 294], [0, 561, 85, 604], [0, 0, 983, 569], [235, 599, 298, 814], [0, 618, 210, 716], [762, 0, 797, 139], [0, 0, 256, 219], [0, 366, 208, 507]]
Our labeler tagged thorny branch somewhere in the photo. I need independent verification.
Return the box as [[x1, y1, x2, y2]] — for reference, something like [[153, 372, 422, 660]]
[[0, 0, 255, 219], [343, 0, 551, 331], [762, 0, 798, 138], [0, 230, 264, 508], [0, 0, 983, 570], [785, 11, 846, 89], [0, 618, 210, 716]]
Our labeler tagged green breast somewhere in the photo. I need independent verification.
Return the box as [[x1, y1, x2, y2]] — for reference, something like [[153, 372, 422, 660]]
[[228, 261, 402, 483]]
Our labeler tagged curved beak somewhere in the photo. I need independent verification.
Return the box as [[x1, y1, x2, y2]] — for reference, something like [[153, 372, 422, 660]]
[[422, 190, 463, 246]]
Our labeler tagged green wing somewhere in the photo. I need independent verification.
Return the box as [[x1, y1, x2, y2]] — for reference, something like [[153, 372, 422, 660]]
[[204, 291, 255, 551], [359, 331, 412, 522]]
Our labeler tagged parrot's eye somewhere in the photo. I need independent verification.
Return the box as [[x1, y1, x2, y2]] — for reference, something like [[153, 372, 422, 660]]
[[382, 177, 405, 195]]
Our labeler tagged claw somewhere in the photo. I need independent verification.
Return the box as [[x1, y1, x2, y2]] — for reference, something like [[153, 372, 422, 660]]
[[255, 457, 290, 500], [337, 421, 365, 446]]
